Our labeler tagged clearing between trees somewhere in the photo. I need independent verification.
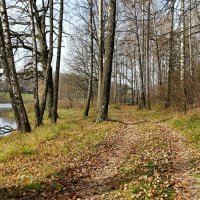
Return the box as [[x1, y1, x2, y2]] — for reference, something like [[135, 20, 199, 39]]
[[0, 106, 200, 199]]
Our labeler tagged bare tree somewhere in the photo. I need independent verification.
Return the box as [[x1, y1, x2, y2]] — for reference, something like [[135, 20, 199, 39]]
[[97, 0, 116, 122], [97, 0, 104, 111], [51, 0, 64, 123], [84, 0, 94, 117], [29, 0, 42, 127], [0, 0, 31, 132]]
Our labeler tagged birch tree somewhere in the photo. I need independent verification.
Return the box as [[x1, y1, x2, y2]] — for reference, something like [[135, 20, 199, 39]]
[[0, 0, 31, 132], [97, 0, 104, 111]]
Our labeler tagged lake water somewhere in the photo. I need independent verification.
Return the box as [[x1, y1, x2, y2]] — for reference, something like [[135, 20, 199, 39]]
[[0, 103, 12, 110], [0, 103, 16, 136]]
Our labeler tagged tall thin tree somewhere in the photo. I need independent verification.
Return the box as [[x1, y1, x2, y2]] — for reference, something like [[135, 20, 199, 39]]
[[97, 0, 116, 122], [40, 0, 54, 119], [29, 0, 43, 127], [97, 0, 103, 111], [84, 0, 94, 117], [0, 0, 31, 132], [165, 0, 175, 108], [51, 0, 64, 123]]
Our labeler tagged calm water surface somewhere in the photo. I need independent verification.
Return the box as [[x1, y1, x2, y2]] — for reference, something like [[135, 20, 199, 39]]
[[0, 103, 16, 136]]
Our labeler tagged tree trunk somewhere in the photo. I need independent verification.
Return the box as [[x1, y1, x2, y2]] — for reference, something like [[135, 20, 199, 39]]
[[130, 58, 134, 105], [29, 0, 43, 127], [165, 0, 175, 108], [51, 0, 64, 123], [133, 5, 146, 109], [113, 52, 118, 104], [0, 20, 21, 131], [146, 0, 151, 110], [96, 0, 116, 122], [33, 0, 54, 120], [84, 0, 94, 117], [47, 68, 54, 118], [40, 0, 54, 118], [0, 0, 31, 132], [97, 0, 103, 111], [142, 0, 146, 107], [180, 0, 187, 111]]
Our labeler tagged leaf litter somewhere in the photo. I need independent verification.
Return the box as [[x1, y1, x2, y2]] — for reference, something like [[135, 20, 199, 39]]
[[0, 107, 200, 199]]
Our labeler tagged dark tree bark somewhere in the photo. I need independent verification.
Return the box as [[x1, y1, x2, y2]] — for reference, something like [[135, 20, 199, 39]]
[[40, 0, 54, 119], [165, 0, 175, 108], [146, 0, 151, 110], [84, 0, 94, 117], [130, 56, 135, 105], [51, 0, 64, 123], [96, 0, 116, 122], [33, 0, 54, 120], [29, 0, 43, 127]]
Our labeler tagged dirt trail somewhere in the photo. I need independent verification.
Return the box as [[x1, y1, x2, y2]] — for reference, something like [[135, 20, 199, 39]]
[[4, 113, 200, 200], [38, 115, 200, 200], [51, 122, 140, 199]]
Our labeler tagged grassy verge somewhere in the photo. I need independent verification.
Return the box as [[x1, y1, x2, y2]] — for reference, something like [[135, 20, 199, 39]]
[[0, 92, 33, 103], [0, 108, 119, 192], [133, 106, 200, 148]]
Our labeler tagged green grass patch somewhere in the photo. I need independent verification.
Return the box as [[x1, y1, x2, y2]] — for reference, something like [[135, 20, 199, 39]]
[[0, 108, 118, 192], [168, 116, 200, 147], [133, 105, 200, 148], [25, 181, 44, 192], [0, 92, 33, 103]]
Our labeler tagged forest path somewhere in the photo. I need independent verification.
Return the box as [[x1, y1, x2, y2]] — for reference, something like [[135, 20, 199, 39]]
[[3, 108, 200, 200], [35, 110, 200, 200]]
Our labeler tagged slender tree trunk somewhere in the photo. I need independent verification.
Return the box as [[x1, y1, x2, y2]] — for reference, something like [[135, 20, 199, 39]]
[[40, 0, 54, 118], [51, 0, 64, 123], [32, 1, 53, 119], [120, 61, 123, 104], [131, 58, 134, 105], [154, 32, 162, 100], [180, 0, 187, 111], [29, 0, 42, 127], [113, 53, 118, 104], [96, 0, 116, 122], [122, 58, 125, 104], [0, 0, 31, 132], [165, 0, 175, 108], [84, 0, 94, 117], [189, 0, 192, 75], [134, 48, 137, 104], [146, 0, 151, 109], [0, 20, 21, 131], [97, 0, 103, 111], [142, 0, 146, 106], [47, 71, 54, 118], [133, 6, 146, 108]]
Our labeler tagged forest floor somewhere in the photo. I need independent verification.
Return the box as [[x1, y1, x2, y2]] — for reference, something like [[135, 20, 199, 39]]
[[0, 106, 200, 199]]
